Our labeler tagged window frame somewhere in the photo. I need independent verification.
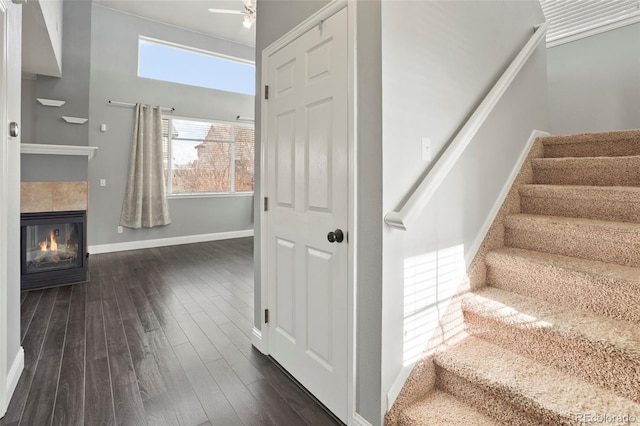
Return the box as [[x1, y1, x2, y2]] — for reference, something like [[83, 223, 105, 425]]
[[163, 114, 255, 199]]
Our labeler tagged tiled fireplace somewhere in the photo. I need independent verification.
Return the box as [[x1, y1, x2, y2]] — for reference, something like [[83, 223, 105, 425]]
[[20, 182, 88, 291]]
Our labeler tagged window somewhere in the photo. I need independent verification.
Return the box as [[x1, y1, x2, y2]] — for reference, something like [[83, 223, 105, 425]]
[[540, 0, 640, 47], [138, 37, 255, 95], [162, 117, 255, 196]]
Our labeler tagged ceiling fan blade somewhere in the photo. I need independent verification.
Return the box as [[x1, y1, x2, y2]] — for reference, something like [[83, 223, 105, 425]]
[[208, 8, 243, 15]]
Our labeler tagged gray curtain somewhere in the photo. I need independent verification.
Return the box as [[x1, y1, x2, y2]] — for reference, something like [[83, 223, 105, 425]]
[[120, 104, 171, 228]]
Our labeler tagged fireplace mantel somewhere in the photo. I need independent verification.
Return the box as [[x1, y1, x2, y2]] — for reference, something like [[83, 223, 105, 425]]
[[21, 143, 98, 160]]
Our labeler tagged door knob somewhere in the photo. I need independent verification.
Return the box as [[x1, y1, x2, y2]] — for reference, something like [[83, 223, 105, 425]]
[[327, 229, 344, 243]]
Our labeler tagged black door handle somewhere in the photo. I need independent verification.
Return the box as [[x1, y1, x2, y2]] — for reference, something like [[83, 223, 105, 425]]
[[327, 229, 344, 243]]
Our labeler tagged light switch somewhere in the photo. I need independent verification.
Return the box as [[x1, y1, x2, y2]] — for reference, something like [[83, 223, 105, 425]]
[[100, 179, 106, 187], [100, 124, 107, 132]]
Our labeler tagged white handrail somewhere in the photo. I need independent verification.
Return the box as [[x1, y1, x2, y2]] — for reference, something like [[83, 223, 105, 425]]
[[384, 22, 548, 231]]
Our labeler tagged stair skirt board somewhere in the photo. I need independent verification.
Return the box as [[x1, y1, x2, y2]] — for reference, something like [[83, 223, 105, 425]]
[[387, 129, 640, 425]]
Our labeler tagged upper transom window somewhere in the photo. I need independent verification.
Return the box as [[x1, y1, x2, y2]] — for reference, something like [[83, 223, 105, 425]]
[[138, 37, 255, 96]]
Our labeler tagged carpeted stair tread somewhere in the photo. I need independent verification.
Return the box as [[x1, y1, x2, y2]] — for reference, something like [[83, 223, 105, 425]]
[[463, 288, 640, 401], [541, 129, 640, 158], [398, 390, 498, 426], [519, 184, 640, 223], [504, 214, 640, 267], [485, 247, 640, 322], [532, 156, 640, 186], [464, 287, 640, 360], [435, 337, 640, 424]]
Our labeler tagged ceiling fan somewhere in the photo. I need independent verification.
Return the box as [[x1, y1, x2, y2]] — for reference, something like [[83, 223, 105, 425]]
[[208, 0, 256, 29]]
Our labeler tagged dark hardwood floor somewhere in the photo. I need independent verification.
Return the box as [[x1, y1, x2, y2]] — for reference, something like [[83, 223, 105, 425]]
[[1, 237, 341, 426]]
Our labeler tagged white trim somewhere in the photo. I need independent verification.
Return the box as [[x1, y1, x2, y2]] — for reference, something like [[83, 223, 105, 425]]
[[251, 327, 267, 354], [165, 113, 254, 127], [262, 1, 347, 57], [547, 14, 640, 48], [6, 347, 23, 401], [260, 2, 357, 425], [167, 192, 254, 200], [0, 0, 9, 416], [139, 35, 255, 66], [465, 129, 549, 266], [386, 364, 415, 412], [88, 229, 254, 254], [384, 22, 548, 231], [21, 143, 98, 159], [346, 1, 358, 425], [351, 413, 373, 426], [258, 9, 270, 369]]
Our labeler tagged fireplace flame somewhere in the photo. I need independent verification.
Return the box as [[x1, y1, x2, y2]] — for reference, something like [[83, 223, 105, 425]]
[[49, 230, 58, 251], [39, 230, 58, 252]]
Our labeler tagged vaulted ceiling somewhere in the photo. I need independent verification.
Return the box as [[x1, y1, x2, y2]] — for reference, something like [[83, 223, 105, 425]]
[[92, 0, 257, 47]]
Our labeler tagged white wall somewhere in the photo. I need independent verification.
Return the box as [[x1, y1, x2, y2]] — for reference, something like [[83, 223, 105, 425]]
[[38, 0, 63, 70], [380, 0, 546, 417], [354, 2, 384, 423], [22, 0, 62, 77], [547, 23, 640, 135], [20, 76, 35, 143]]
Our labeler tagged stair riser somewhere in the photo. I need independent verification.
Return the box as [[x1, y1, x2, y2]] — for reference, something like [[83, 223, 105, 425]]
[[520, 195, 640, 223], [464, 311, 640, 403], [396, 391, 498, 426], [485, 259, 640, 323], [504, 225, 640, 267], [435, 367, 565, 425], [543, 140, 640, 158], [532, 163, 640, 187]]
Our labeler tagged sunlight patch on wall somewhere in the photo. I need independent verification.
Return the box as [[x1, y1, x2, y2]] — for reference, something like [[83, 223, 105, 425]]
[[403, 245, 465, 366]]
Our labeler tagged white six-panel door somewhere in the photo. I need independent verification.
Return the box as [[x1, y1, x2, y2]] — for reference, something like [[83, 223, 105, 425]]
[[265, 7, 348, 422]]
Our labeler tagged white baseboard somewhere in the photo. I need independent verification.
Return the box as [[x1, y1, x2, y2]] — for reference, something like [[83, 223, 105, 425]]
[[386, 364, 415, 411], [351, 412, 373, 426], [251, 327, 268, 354], [465, 129, 550, 266], [88, 229, 254, 254], [7, 347, 23, 403]]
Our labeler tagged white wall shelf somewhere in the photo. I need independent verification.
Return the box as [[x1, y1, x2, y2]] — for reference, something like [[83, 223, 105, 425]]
[[61, 116, 88, 124], [37, 98, 66, 107], [21, 143, 98, 160]]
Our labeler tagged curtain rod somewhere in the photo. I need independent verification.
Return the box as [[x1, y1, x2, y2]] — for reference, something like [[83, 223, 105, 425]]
[[236, 115, 254, 122], [108, 100, 175, 113]]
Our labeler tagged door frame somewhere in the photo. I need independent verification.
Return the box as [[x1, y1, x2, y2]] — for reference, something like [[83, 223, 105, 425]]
[[0, 0, 9, 415], [256, 0, 360, 423]]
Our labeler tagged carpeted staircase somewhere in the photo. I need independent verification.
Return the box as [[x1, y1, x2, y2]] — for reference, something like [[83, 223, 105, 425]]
[[394, 130, 640, 425]]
